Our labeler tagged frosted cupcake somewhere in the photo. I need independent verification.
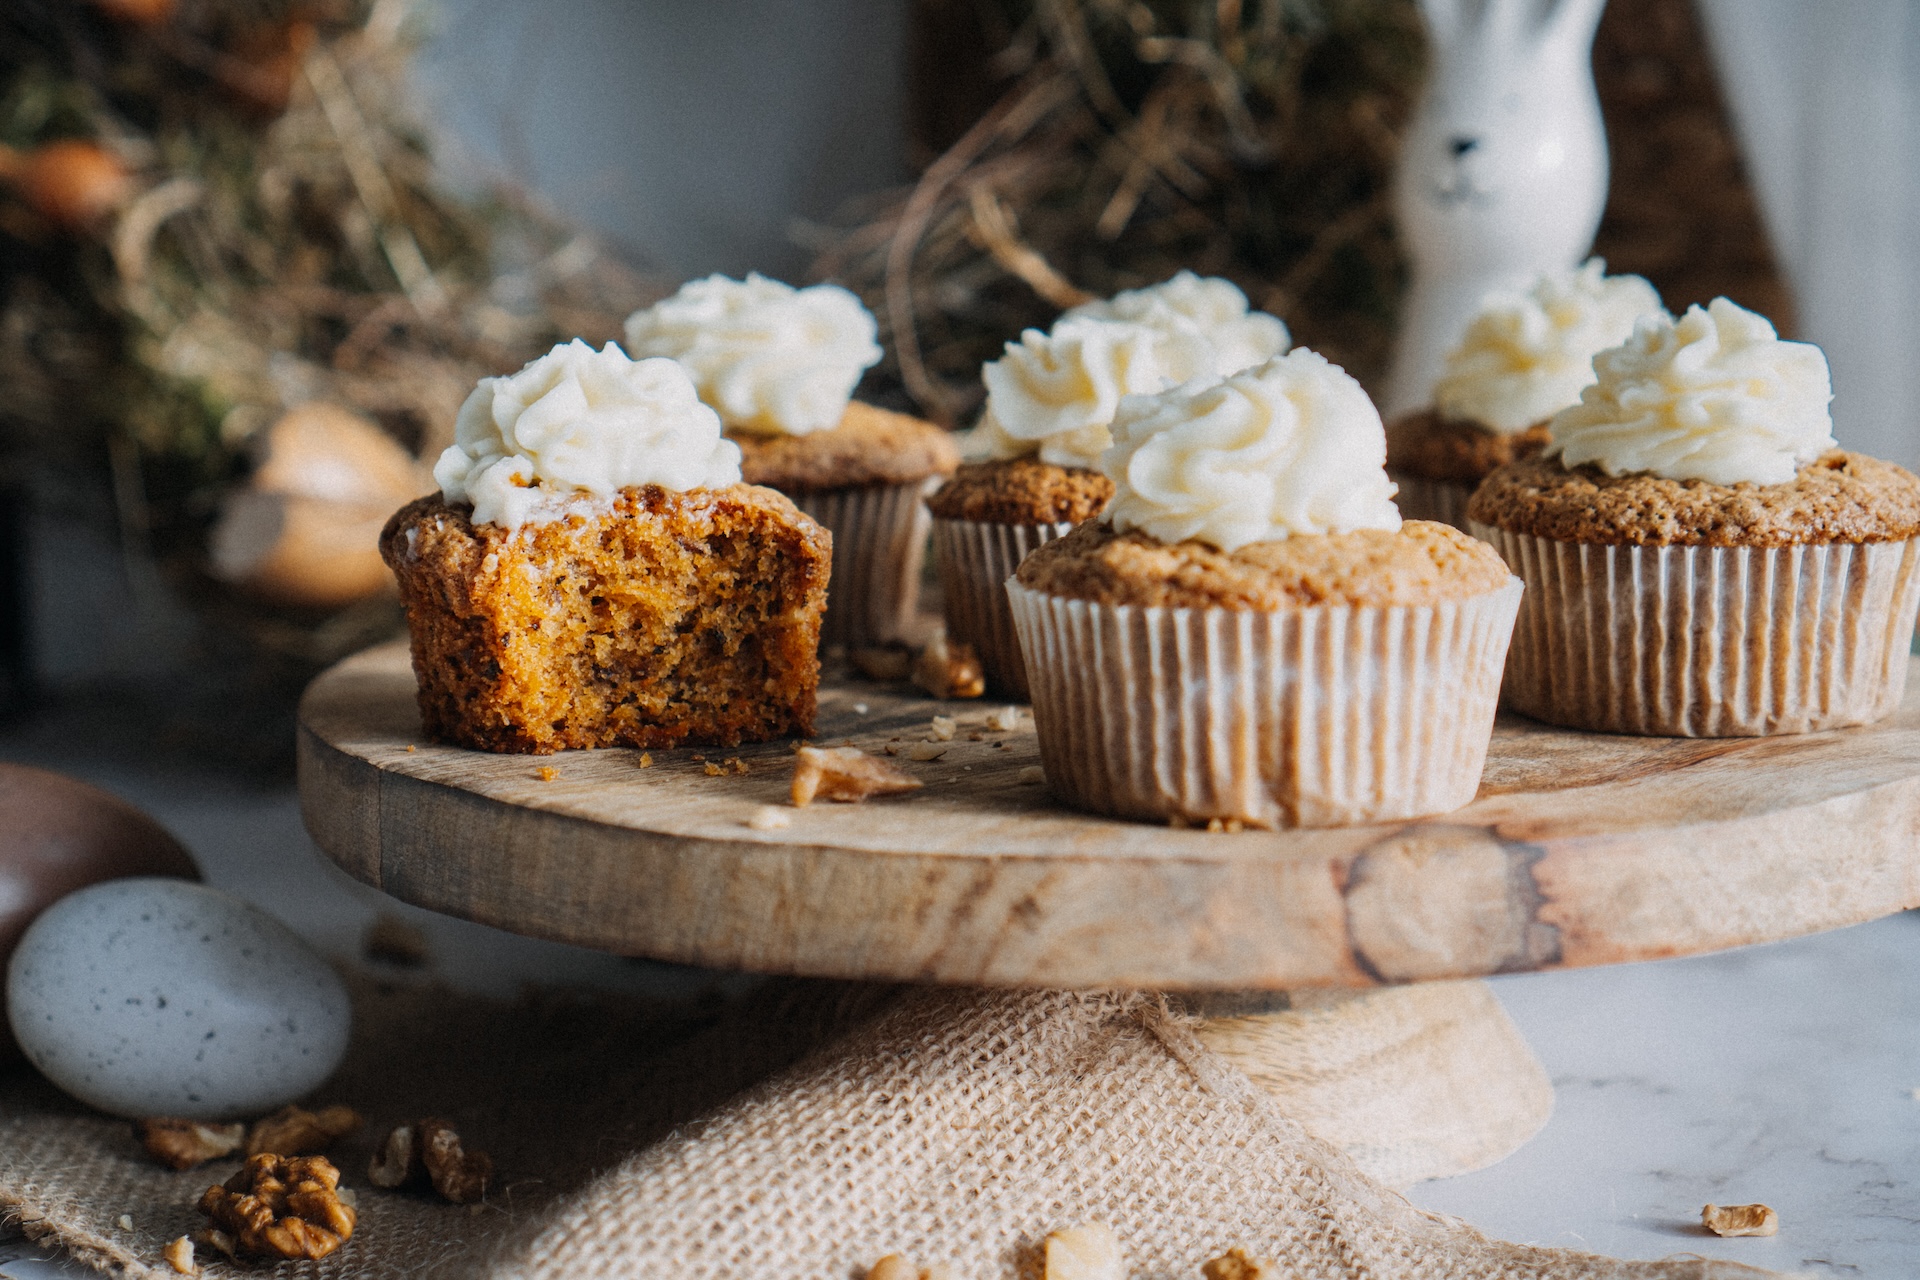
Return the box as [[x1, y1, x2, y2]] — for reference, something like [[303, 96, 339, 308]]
[[625, 274, 958, 648], [1469, 297, 1920, 736], [929, 272, 1288, 697], [1008, 349, 1521, 828], [1388, 260, 1661, 529]]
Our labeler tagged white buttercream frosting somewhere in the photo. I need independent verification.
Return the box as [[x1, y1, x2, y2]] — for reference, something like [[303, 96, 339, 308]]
[[433, 339, 741, 529], [622, 273, 881, 436], [1065, 271, 1290, 378], [1100, 350, 1402, 552], [1433, 259, 1663, 434], [1547, 297, 1834, 486], [978, 316, 1218, 469]]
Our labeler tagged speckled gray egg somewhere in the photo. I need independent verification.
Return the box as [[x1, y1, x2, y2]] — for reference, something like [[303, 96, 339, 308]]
[[5, 878, 350, 1119]]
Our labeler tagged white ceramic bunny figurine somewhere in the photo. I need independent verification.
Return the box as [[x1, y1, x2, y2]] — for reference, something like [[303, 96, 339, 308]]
[[1384, 0, 1611, 417]]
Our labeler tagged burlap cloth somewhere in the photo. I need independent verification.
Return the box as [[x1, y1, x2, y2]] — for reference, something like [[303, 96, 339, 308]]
[[0, 979, 1777, 1279]]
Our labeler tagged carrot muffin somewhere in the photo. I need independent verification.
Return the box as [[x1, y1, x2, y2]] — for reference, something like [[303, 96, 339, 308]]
[[934, 272, 1286, 696], [1469, 297, 1920, 736], [625, 274, 957, 648], [1009, 348, 1521, 829], [1388, 259, 1660, 529], [385, 339, 830, 753]]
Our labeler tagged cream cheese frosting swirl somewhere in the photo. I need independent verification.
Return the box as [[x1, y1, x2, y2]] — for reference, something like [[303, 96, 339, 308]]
[[1100, 349, 1402, 552], [978, 316, 1218, 469], [623, 273, 882, 436], [1433, 259, 1662, 434], [1065, 271, 1290, 379], [434, 339, 740, 529], [1547, 297, 1834, 486]]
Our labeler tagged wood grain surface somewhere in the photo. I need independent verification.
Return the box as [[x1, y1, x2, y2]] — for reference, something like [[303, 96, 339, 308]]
[[298, 642, 1920, 990]]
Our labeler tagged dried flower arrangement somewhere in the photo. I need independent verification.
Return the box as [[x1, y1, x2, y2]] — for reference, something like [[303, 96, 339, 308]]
[[815, 0, 1428, 425], [0, 0, 655, 680]]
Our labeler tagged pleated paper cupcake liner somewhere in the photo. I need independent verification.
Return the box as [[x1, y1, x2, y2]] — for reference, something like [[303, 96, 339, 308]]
[[1006, 577, 1523, 828], [1472, 524, 1920, 736], [1388, 471, 1473, 533], [932, 517, 1077, 698], [794, 479, 941, 648]]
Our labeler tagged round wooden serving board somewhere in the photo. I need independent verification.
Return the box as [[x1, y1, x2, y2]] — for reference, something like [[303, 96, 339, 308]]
[[298, 642, 1920, 990]]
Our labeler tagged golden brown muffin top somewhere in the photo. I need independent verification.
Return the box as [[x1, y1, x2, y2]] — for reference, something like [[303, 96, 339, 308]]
[[1466, 450, 1920, 546], [925, 457, 1115, 525], [380, 482, 826, 564], [1014, 517, 1512, 610], [731, 401, 960, 492], [1386, 409, 1552, 484]]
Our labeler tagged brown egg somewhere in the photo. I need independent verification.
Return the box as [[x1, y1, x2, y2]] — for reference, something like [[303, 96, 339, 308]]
[[0, 764, 200, 1058]]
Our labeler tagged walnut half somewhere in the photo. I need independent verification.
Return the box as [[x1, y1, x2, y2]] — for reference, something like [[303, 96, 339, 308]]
[[134, 1118, 245, 1171], [197, 1153, 356, 1261], [368, 1118, 492, 1204], [245, 1104, 364, 1157], [790, 746, 922, 806]]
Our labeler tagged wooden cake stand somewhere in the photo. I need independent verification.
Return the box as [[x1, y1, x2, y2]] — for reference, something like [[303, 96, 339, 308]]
[[296, 642, 1920, 1186]]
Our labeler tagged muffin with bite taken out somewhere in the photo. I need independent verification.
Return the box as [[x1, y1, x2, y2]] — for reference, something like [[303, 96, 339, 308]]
[[381, 340, 830, 753], [625, 274, 957, 649], [1009, 348, 1521, 829]]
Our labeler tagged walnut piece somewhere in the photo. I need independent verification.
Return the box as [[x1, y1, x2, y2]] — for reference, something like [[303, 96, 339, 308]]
[[135, 1118, 247, 1171], [366, 1122, 420, 1189], [1701, 1202, 1778, 1237], [865, 1255, 952, 1280], [912, 632, 985, 699], [1043, 1222, 1123, 1280], [367, 1118, 493, 1203], [197, 1153, 356, 1261], [163, 1235, 196, 1275], [245, 1104, 364, 1157], [420, 1118, 493, 1204], [790, 746, 923, 806], [1202, 1247, 1279, 1280]]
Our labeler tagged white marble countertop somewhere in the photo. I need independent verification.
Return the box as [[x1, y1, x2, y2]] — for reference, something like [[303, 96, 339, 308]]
[[3, 748, 1917, 1278]]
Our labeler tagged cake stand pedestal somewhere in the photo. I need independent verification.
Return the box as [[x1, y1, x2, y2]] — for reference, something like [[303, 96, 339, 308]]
[[296, 644, 1920, 1184]]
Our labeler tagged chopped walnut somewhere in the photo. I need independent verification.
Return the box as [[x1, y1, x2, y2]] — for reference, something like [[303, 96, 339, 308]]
[[912, 631, 985, 699], [907, 742, 948, 761], [245, 1105, 364, 1157], [1702, 1202, 1778, 1237], [134, 1117, 246, 1170], [1205, 817, 1245, 834], [192, 1229, 235, 1261], [729, 757, 749, 774], [790, 746, 923, 806], [639, 752, 654, 768], [927, 715, 956, 741], [866, 1255, 952, 1280], [1018, 765, 1046, 785], [197, 1153, 356, 1261], [1043, 1222, 1123, 1280], [366, 1123, 420, 1190], [367, 1119, 492, 1204], [704, 762, 724, 777], [1202, 1247, 1278, 1280], [851, 645, 913, 681], [163, 1235, 196, 1275], [986, 705, 1021, 733], [536, 766, 557, 782]]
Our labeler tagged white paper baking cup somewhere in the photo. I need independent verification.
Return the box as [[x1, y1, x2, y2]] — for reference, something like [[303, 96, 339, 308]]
[[1005, 576, 1523, 828], [932, 517, 1077, 698], [1388, 471, 1473, 533], [794, 479, 941, 648], [1472, 524, 1920, 736]]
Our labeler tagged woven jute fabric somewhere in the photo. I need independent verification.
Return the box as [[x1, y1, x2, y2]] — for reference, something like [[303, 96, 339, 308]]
[[1, 979, 1776, 1279]]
